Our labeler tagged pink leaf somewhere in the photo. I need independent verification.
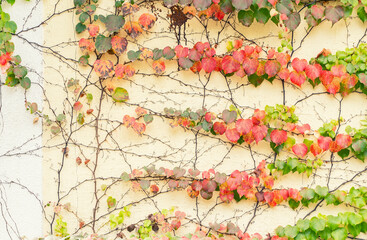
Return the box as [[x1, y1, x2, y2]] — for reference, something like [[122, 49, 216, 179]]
[[235, 119, 253, 135], [222, 56, 240, 74], [225, 128, 241, 142], [291, 58, 307, 72], [292, 143, 308, 157], [317, 136, 332, 151], [335, 134, 352, 149], [270, 129, 287, 145], [252, 125, 268, 143]]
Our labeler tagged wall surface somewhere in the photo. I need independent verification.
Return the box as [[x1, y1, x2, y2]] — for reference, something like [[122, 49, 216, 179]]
[[1, 0, 367, 239], [0, 0, 43, 239]]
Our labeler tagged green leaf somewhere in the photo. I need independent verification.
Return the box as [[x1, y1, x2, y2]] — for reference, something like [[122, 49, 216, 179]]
[[4, 21, 17, 33], [127, 50, 142, 61], [95, 35, 112, 53], [315, 185, 328, 197], [74, 0, 86, 6], [143, 114, 153, 124], [358, 6, 367, 22], [337, 148, 350, 159], [255, 8, 270, 24], [327, 215, 341, 230], [104, 15, 125, 33], [20, 77, 31, 89], [348, 213, 363, 226], [331, 228, 347, 240], [288, 199, 300, 209], [283, 12, 301, 31], [6, 0, 16, 5], [310, 217, 326, 233], [56, 114, 66, 122], [296, 219, 310, 232], [75, 22, 86, 33], [112, 87, 129, 102], [284, 225, 298, 238], [248, 74, 264, 87], [238, 10, 254, 27], [13, 66, 27, 78], [79, 12, 89, 23]]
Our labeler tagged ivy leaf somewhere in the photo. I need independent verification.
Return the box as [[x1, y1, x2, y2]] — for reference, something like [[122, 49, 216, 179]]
[[20, 77, 31, 89], [331, 228, 347, 240], [152, 60, 166, 74], [222, 110, 237, 123], [238, 10, 254, 27], [95, 35, 112, 53], [231, 0, 252, 10], [179, 57, 194, 69], [202, 57, 216, 73], [335, 134, 352, 149], [358, 6, 367, 22], [124, 22, 143, 38], [296, 219, 310, 232], [104, 15, 125, 33], [292, 143, 308, 158], [270, 129, 287, 145], [255, 8, 270, 24], [222, 56, 240, 74], [310, 217, 326, 233], [264, 60, 281, 78], [111, 36, 128, 55], [283, 12, 301, 31], [235, 119, 253, 135], [225, 128, 241, 142], [163, 47, 175, 60], [252, 125, 267, 143], [93, 60, 114, 78], [311, 5, 325, 20], [315, 185, 328, 197], [75, 22, 86, 33], [325, 6, 344, 24], [139, 180, 150, 190], [112, 87, 129, 102], [138, 13, 157, 30], [193, 0, 211, 10], [164, 0, 179, 8], [14, 66, 27, 78], [284, 225, 298, 238]]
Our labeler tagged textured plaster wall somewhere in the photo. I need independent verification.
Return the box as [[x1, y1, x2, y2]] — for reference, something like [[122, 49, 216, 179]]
[[41, 0, 367, 238], [0, 0, 43, 239]]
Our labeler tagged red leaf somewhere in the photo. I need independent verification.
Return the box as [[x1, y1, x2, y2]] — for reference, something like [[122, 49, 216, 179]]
[[278, 68, 290, 80], [310, 143, 322, 156], [235, 119, 253, 135], [325, 6, 344, 24], [225, 128, 241, 143], [291, 58, 307, 72], [138, 13, 157, 30], [192, 180, 202, 191], [188, 49, 201, 62], [190, 61, 202, 73], [150, 184, 159, 193], [74, 101, 83, 111], [202, 57, 216, 73], [243, 58, 259, 75], [252, 125, 268, 143], [270, 129, 287, 145], [292, 143, 308, 158], [335, 134, 352, 149], [87, 24, 99, 37], [331, 65, 346, 77], [175, 45, 189, 58], [264, 60, 281, 78], [296, 124, 310, 134], [132, 122, 146, 135], [205, 112, 216, 122], [320, 70, 333, 85], [222, 56, 240, 74], [311, 5, 324, 20], [305, 64, 322, 81], [79, 38, 95, 52], [326, 78, 340, 94], [317, 136, 332, 151], [233, 50, 246, 64], [264, 191, 274, 204], [275, 52, 291, 66], [290, 71, 306, 87], [213, 122, 227, 135]]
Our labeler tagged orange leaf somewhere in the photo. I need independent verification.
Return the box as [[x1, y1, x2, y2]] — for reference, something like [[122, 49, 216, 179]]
[[138, 13, 157, 30], [93, 60, 114, 78], [124, 21, 143, 38]]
